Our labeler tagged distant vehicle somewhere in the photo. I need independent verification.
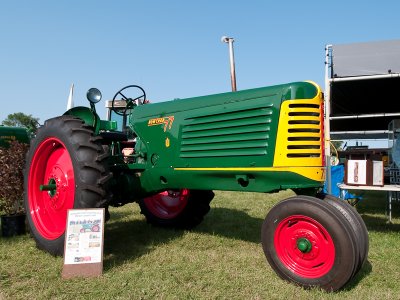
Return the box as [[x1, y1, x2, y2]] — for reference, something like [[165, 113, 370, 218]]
[[0, 125, 29, 147]]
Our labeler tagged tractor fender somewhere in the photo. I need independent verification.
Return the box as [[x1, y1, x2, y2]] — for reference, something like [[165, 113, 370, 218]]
[[64, 107, 101, 133]]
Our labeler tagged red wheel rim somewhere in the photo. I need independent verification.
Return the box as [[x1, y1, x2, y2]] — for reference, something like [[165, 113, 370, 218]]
[[28, 137, 75, 239], [143, 189, 189, 219], [274, 215, 335, 278]]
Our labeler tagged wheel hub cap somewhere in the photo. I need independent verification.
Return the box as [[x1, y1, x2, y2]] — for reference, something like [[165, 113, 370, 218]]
[[297, 237, 312, 253]]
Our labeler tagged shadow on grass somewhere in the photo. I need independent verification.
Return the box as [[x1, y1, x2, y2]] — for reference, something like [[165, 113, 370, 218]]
[[360, 214, 400, 232], [342, 260, 373, 291], [103, 203, 374, 292], [103, 207, 263, 271], [352, 190, 400, 232], [103, 218, 184, 271], [197, 207, 263, 243], [355, 190, 400, 215]]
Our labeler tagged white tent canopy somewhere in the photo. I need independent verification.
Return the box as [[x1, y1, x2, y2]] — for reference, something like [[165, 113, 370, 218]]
[[332, 40, 400, 77]]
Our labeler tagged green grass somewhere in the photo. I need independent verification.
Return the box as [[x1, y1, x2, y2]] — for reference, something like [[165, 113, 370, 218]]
[[1, 190, 400, 300]]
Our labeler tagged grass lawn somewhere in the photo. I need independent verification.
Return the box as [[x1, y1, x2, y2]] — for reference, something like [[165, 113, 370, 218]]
[[1, 189, 400, 300]]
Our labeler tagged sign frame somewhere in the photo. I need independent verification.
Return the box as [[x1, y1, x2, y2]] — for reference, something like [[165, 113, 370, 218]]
[[62, 208, 105, 279]]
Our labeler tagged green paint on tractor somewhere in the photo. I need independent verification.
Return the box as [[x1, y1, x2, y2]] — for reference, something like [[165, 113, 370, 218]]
[[124, 81, 324, 196]]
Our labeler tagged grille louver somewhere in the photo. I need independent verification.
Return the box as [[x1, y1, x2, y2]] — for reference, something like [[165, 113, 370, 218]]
[[286, 103, 321, 158], [180, 106, 273, 158]]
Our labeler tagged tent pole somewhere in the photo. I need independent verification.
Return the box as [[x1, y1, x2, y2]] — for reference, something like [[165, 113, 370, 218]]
[[330, 73, 400, 82], [324, 45, 333, 194], [331, 112, 400, 120]]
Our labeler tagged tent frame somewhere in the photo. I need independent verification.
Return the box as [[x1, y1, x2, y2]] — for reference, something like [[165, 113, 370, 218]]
[[324, 43, 400, 193]]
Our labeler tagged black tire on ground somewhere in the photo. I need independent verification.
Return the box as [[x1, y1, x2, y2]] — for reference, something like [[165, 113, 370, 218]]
[[139, 189, 214, 229], [24, 116, 112, 256], [319, 194, 369, 274], [261, 195, 358, 292]]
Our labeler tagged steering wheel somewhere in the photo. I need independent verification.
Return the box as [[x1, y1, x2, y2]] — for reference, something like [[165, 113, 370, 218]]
[[111, 85, 147, 116]]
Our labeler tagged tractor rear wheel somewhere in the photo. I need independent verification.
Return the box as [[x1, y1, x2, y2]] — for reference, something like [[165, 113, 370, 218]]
[[261, 195, 359, 291], [139, 189, 214, 229], [24, 116, 111, 256]]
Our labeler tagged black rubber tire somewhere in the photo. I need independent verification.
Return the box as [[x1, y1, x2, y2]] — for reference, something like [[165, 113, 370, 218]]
[[139, 189, 214, 229], [24, 116, 112, 256], [261, 195, 358, 292], [320, 194, 369, 274]]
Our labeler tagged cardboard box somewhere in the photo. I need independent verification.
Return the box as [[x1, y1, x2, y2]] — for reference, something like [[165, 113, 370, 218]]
[[371, 160, 384, 186], [345, 159, 384, 186]]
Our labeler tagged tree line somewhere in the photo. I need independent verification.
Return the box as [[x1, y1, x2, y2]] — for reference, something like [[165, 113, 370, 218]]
[[1, 112, 40, 136]]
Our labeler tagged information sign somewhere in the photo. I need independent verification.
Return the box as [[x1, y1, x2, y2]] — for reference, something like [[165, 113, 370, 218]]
[[62, 208, 105, 279]]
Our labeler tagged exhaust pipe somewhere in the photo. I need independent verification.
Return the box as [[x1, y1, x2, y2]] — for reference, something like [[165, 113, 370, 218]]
[[221, 36, 237, 92]]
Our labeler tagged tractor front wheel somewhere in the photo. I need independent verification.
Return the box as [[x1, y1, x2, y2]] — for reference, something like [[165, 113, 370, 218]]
[[319, 194, 369, 275], [139, 189, 214, 229], [261, 195, 359, 291], [24, 116, 111, 256]]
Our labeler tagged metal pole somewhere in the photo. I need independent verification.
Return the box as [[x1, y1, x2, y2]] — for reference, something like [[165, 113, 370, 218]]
[[331, 112, 400, 120], [330, 73, 400, 82], [221, 36, 237, 92], [324, 45, 332, 194]]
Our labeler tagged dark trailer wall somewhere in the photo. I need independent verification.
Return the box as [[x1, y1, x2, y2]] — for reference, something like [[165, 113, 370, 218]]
[[324, 39, 400, 192]]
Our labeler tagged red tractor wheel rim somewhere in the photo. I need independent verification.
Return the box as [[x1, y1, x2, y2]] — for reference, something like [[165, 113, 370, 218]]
[[28, 137, 75, 239], [143, 189, 189, 219], [274, 215, 335, 278]]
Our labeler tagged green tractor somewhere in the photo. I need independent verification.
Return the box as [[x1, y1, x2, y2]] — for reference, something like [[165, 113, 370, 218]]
[[24, 82, 368, 291], [0, 125, 30, 148]]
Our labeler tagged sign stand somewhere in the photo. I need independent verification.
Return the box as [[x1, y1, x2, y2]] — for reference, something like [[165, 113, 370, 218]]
[[62, 208, 105, 279]]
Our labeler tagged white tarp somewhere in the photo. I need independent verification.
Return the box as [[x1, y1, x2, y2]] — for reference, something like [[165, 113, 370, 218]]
[[332, 40, 400, 77]]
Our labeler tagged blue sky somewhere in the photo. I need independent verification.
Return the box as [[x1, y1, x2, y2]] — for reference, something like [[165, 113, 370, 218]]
[[1, 1, 400, 129]]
